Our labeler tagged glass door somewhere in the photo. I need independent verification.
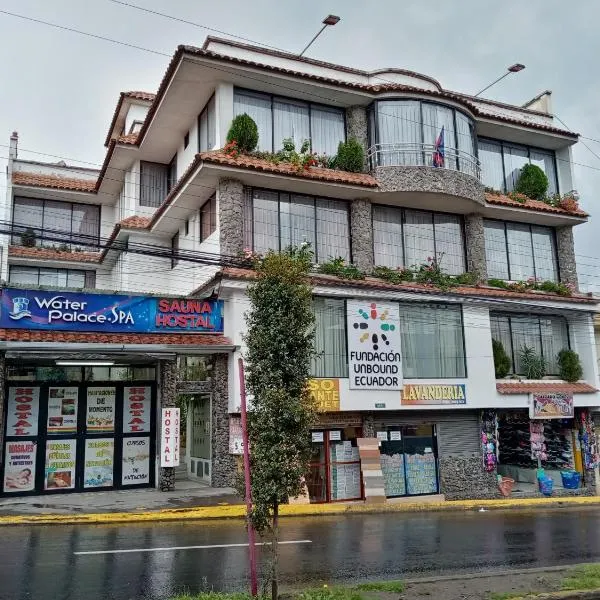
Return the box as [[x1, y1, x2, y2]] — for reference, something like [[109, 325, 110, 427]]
[[307, 431, 327, 503]]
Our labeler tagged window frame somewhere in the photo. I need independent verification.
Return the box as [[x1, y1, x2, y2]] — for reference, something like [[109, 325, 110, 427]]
[[483, 218, 559, 282], [311, 296, 349, 378], [233, 87, 347, 154], [171, 230, 180, 269], [8, 265, 95, 289], [477, 136, 560, 194], [200, 195, 217, 242], [139, 161, 170, 208], [197, 93, 216, 153], [167, 153, 177, 193]]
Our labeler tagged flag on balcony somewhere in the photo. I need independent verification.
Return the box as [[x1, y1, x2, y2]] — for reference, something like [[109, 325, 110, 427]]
[[432, 126, 445, 167]]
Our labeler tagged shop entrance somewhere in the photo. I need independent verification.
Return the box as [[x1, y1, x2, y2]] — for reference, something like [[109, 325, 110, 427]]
[[379, 424, 439, 497], [307, 427, 363, 503], [187, 394, 211, 482], [2, 380, 157, 496]]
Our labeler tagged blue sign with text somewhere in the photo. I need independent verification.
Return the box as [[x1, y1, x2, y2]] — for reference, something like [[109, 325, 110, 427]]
[[0, 289, 224, 334]]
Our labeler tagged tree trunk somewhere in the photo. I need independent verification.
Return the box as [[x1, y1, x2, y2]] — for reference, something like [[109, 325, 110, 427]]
[[271, 501, 279, 600]]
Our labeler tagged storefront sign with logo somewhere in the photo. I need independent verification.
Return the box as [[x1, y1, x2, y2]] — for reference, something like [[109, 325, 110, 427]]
[[160, 408, 180, 467], [0, 288, 224, 334], [47, 387, 78, 433], [6, 387, 39, 437], [402, 384, 467, 405], [122, 438, 150, 485], [308, 379, 340, 412], [86, 387, 116, 433], [229, 417, 244, 455], [123, 386, 151, 433], [346, 300, 402, 390], [84, 438, 114, 488], [530, 393, 574, 419], [3, 441, 36, 493], [45, 439, 76, 490]]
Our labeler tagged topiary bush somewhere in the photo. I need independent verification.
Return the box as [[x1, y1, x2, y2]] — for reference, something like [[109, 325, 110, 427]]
[[336, 138, 364, 173], [492, 339, 511, 379], [514, 163, 549, 200], [557, 349, 583, 382], [226, 114, 259, 153], [20, 228, 36, 248]]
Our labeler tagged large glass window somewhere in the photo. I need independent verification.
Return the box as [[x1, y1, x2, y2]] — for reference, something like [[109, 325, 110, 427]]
[[200, 195, 216, 241], [246, 188, 350, 262], [483, 220, 558, 281], [490, 313, 569, 375], [198, 95, 216, 152], [373, 206, 465, 274], [234, 89, 345, 155], [9, 266, 95, 288], [399, 303, 466, 379], [312, 298, 347, 378], [140, 161, 169, 208], [478, 138, 558, 195], [12, 197, 100, 250]]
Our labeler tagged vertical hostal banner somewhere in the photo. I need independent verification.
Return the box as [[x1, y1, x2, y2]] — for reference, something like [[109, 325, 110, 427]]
[[346, 300, 402, 390], [123, 386, 151, 433], [160, 408, 180, 467], [6, 387, 39, 436]]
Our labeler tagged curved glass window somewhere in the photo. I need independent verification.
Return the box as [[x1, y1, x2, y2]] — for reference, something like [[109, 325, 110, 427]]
[[368, 100, 478, 177]]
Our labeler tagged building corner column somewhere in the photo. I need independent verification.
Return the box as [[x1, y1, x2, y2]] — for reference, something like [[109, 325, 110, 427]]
[[350, 199, 374, 273], [211, 354, 236, 488], [346, 106, 369, 172], [159, 360, 177, 491], [556, 225, 579, 290], [218, 178, 245, 258], [464, 213, 488, 282]]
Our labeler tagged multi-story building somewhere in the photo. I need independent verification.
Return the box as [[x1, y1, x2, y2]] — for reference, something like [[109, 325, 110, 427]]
[[1, 37, 598, 501]]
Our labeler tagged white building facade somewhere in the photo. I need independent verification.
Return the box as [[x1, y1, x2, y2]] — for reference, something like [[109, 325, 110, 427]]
[[1, 37, 598, 500]]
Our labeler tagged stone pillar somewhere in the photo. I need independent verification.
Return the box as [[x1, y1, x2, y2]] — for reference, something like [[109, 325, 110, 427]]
[[346, 106, 369, 172], [218, 178, 245, 258], [350, 199, 374, 273], [362, 413, 375, 437], [0, 353, 5, 464], [464, 213, 488, 282], [211, 354, 236, 488], [556, 225, 579, 290], [438, 455, 498, 500], [159, 360, 177, 491]]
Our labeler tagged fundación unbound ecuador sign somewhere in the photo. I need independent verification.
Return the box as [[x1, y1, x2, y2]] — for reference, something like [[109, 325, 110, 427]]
[[346, 300, 402, 390]]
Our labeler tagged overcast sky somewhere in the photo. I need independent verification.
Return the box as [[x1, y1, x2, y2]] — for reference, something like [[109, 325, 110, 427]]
[[1, 0, 598, 290]]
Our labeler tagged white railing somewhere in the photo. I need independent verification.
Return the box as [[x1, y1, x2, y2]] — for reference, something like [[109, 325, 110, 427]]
[[367, 143, 481, 180]]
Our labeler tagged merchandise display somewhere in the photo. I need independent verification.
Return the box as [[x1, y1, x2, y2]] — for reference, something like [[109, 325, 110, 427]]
[[579, 410, 600, 470], [329, 443, 361, 500], [481, 409, 498, 472], [405, 453, 437, 495], [381, 453, 406, 497]]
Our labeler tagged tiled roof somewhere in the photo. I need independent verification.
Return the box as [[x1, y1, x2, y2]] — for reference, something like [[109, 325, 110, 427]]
[[0, 329, 233, 347], [220, 267, 598, 305], [198, 151, 379, 187], [117, 133, 139, 145], [497, 382, 598, 394], [124, 91, 156, 101], [485, 192, 588, 217], [120, 215, 151, 229], [104, 90, 155, 147], [9, 245, 101, 263], [12, 171, 97, 193]]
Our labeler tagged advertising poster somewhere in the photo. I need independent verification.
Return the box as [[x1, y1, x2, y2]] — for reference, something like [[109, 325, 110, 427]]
[[229, 417, 243, 455], [6, 387, 40, 437], [307, 379, 340, 412], [160, 408, 180, 467], [45, 439, 77, 490], [3, 441, 36, 493], [86, 387, 116, 433], [123, 386, 151, 433], [346, 300, 402, 390], [84, 438, 114, 488], [122, 438, 150, 485], [530, 393, 574, 419], [47, 387, 78, 433]]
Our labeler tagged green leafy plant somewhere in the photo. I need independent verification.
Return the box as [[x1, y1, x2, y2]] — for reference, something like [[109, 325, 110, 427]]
[[226, 113, 259, 152], [20, 228, 36, 247], [243, 245, 317, 600], [317, 257, 365, 280], [335, 138, 364, 173], [484, 187, 502, 196], [519, 345, 546, 379], [536, 280, 574, 297], [557, 349, 583, 382], [515, 163, 549, 200], [492, 339, 512, 379], [298, 587, 363, 600], [453, 272, 478, 286], [356, 580, 405, 593], [506, 191, 530, 204], [275, 138, 318, 171], [487, 278, 510, 289], [372, 265, 414, 284], [414, 256, 455, 290]]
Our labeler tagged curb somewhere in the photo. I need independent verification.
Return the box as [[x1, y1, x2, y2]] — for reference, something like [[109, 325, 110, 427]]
[[1, 495, 600, 526], [510, 592, 600, 599]]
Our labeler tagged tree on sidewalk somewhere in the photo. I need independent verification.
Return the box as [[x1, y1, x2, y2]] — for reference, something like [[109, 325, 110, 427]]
[[244, 245, 317, 600]]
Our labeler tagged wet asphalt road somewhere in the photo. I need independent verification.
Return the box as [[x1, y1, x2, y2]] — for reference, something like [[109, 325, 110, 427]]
[[1, 507, 600, 600]]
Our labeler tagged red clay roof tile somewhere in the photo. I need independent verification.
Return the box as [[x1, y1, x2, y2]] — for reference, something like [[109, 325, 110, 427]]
[[124, 91, 156, 101], [9, 245, 100, 263], [117, 133, 139, 145], [12, 171, 97, 193], [496, 382, 598, 394], [485, 192, 588, 217], [119, 215, 151, 229], [104, 90, 155, 147]]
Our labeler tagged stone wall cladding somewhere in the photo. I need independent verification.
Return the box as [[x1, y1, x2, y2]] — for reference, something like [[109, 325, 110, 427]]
[[556, 225, 579, 289], [439, 455, 498, 500], [218, 178, 245, 258], [211, 354, 237, 488], [159, 360, 177, 492], [350, 199, 374, 272], [373, 166, 485, 205], [464, 213, 488, 281], [346, 106, 368, 172]]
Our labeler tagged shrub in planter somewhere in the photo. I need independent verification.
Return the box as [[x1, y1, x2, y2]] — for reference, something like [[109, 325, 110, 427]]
[[519, 345, 546, 379], [558, 195, 580, 213], [336, 138, 364, 173], [514, 163, 549, 200], [372, 265, 414, 284], [226, 113, 259, 153], [492, 339, 511, 379], [20, 228, 36, 247], [557, 349, 583, 382]]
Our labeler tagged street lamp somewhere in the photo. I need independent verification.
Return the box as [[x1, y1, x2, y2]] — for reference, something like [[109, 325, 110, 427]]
[[474, 63, 526, 97], [298, 15, 340, 57]]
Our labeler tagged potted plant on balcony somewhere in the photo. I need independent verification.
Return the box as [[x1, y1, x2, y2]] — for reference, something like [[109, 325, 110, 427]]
[[336, 138, 364, 173], [20, 228, 36, 248], [515, 164, 548, 201]]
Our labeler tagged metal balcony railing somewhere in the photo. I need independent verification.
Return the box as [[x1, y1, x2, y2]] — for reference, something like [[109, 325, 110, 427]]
[[367, 143, 481, 181]]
